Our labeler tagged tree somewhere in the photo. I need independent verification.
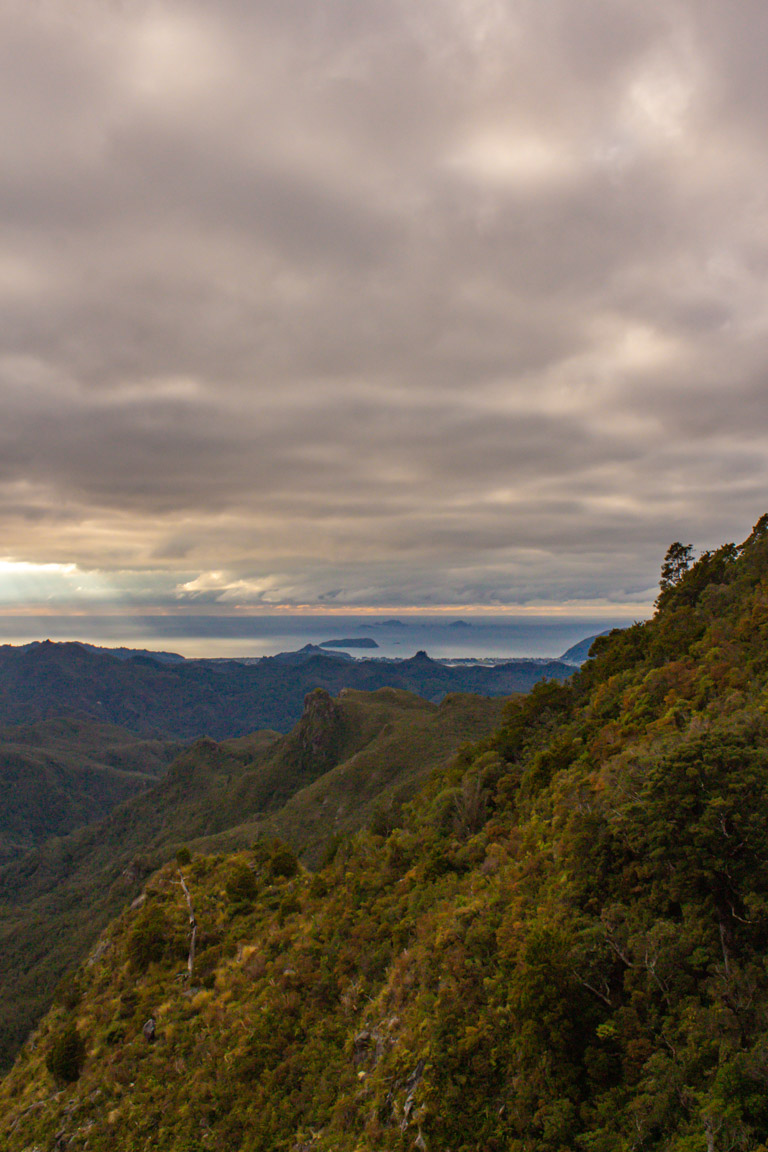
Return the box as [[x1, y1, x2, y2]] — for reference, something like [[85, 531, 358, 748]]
[[659, 542, 694, 593]]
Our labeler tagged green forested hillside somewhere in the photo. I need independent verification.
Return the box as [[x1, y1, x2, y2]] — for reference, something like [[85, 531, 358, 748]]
[[5, 519, 768, 1150], [211, 689, 507, 866], [0, 639, 569, 736], [0, 689, 502, 1074], [0, 717, 182, 864]]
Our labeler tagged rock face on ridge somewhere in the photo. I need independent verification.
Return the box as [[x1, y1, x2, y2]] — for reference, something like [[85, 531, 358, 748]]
[[293, 688, 343, 773]]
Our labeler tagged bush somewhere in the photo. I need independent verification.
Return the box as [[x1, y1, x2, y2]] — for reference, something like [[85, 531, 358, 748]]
[[117, 991, 138, 1020], [225, 861, 259, 905], [269, 846, 299, 879], [56, 972, 82, 1012], [127, 905, 169, 971], [104, 1022, 126, 1046], [308, 873, 328, 899], [46, 1023, 86, 1083], [278, 894, 302, 923]]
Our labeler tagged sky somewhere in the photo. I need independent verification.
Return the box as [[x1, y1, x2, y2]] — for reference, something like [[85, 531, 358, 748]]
[[1, 0, 767, 618]]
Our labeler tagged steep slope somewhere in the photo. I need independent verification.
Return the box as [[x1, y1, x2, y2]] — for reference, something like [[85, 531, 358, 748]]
[[0, 717, 183, 864], [0, 688, 503, 1073], [4, 519, 768, 1149]]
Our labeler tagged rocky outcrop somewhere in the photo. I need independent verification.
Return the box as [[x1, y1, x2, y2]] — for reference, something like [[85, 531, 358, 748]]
[[291, 688, 344, 776]]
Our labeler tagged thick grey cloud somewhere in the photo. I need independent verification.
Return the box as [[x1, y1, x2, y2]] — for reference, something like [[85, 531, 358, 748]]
[[0, 0, 766, 611]]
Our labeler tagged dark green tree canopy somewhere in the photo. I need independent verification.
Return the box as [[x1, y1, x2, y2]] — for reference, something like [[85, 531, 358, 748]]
[[45, 1024, 85, 1084], [658, 540, 694, 593]]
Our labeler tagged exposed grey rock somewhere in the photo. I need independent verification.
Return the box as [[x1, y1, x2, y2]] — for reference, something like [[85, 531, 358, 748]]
[[86, 939, 110, 966]]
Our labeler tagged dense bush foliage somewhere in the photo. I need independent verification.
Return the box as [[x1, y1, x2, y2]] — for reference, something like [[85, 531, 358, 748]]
[[6, 520, 768, 1149], [0, 689, 503, 1073], [45, 1023, 86, 1084]]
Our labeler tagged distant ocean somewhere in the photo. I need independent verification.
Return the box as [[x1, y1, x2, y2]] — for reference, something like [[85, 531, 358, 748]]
[[0, 613, 649, 661]]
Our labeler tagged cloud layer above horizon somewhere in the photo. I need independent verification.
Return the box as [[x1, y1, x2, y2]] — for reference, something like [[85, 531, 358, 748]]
[[2, 0, 767, 611]]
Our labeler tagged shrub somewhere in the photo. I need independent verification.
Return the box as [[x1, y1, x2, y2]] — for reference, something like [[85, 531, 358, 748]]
[[308, 874, 328, 899], [269, 846, 299, 879], [127, 905, 169, 971], [104, 1022, 126, 1046], [225, 861, 259, 905], [46, 1023, 86, 1083]]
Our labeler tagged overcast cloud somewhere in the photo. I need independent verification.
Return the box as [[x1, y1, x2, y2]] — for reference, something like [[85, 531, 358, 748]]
[[1, 0, 767, 611]]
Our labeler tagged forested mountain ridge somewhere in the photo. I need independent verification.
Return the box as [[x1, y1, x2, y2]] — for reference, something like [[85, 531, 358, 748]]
[[5, 519, 768, 1149], [0, 640, 571, 737], [0, 689, 503, 1075]]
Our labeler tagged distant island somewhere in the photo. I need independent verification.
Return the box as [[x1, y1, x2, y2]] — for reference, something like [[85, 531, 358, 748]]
[[320, 638, 379, 649]]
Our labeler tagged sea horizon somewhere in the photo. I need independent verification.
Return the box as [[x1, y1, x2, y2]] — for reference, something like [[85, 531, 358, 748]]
[[0, 611, 650, 661]]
